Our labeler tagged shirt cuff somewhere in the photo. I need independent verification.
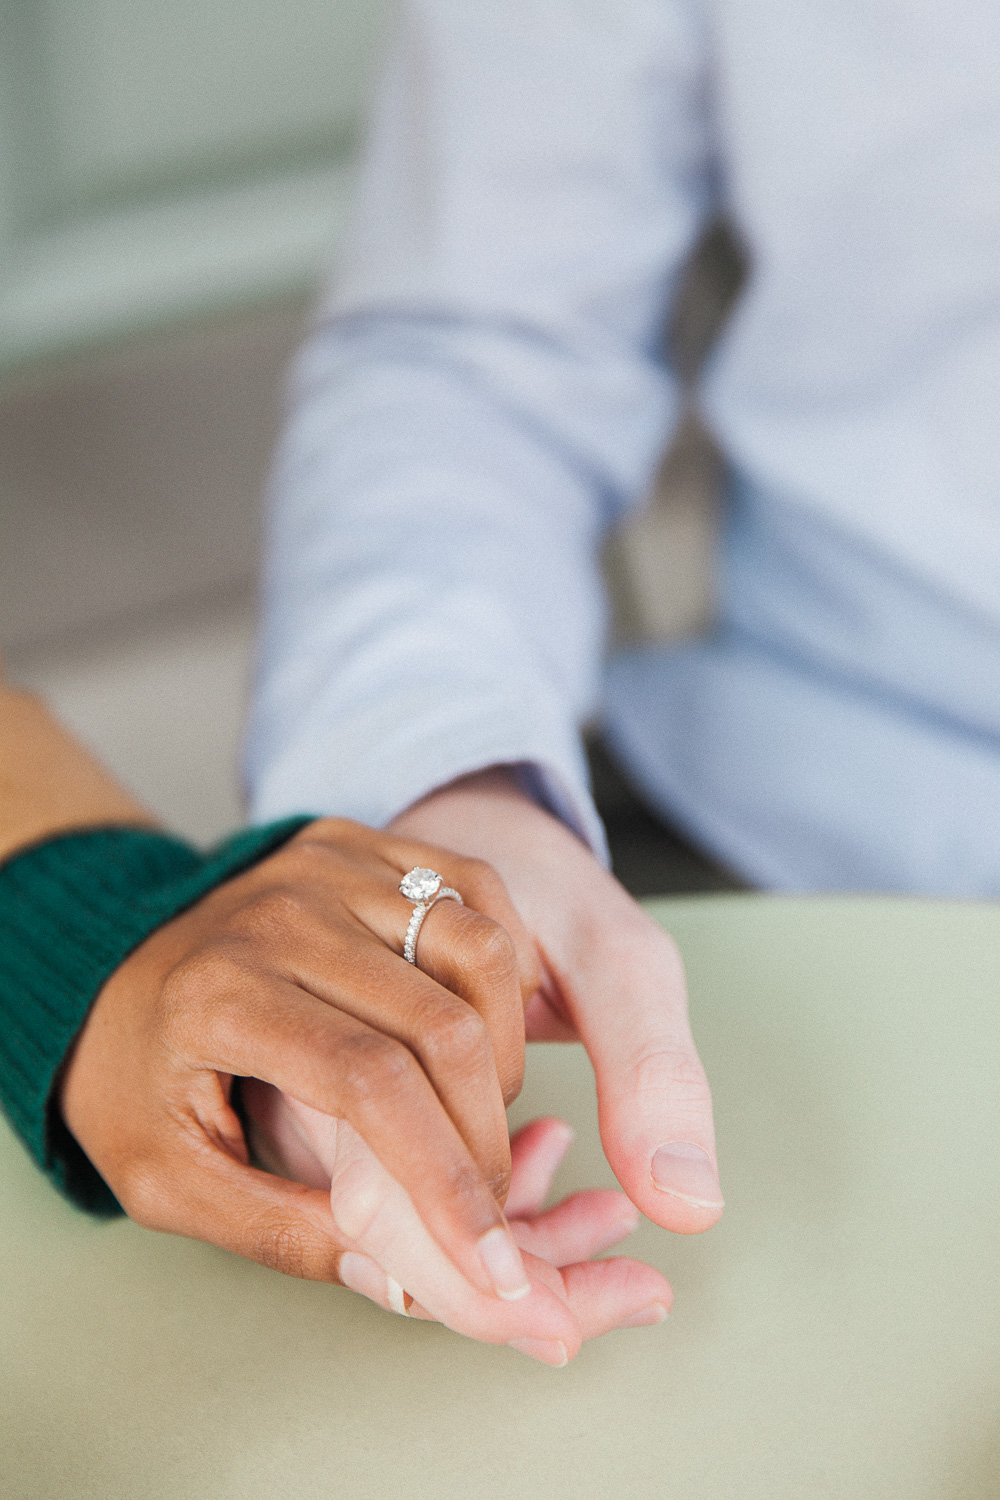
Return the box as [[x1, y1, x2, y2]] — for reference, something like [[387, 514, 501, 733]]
[[512, 760, 610, 864], [248, 686, 609, 863]]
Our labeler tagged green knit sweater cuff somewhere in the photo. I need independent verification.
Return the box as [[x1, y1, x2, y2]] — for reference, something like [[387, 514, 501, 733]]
[[0, 816, 312, 1218]]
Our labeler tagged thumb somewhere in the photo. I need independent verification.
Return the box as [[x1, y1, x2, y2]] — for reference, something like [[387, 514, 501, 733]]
[[553, 903, 724, 1235], [127, 1132, 353, 1283]]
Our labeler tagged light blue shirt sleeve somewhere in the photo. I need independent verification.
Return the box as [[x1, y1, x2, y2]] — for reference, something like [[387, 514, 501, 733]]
[[244, 0, 716, 846]]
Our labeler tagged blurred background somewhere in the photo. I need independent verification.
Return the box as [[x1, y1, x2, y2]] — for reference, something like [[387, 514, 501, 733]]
[[0, 0, 740, 844]]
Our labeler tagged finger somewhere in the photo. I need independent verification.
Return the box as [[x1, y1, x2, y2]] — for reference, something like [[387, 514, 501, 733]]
[[403, 899, 526, 1105], [511, 1190, 639, 1265], [179, 964, 530, 1302], [408, 1250, 670, 1348], [384, 838, 541, 1006], [555, 899, 724, 1234], [260, 914, 514, 1205], [293, 818, 540, 1008], [523, 985, 580, 1042], [289, 1104, 582, 1353], [241, 1081, 411, 1318], [241, 1076, 335, 1190], [274, 1097, 664, 1359], [504, 1117, 575, 1217], [348, 864, 528, 1104], [285, 823, 533, 1110], [559, 1258, 673, 1339], [243, 1086, 590, 1336], [112, 1123, 353, 1283]]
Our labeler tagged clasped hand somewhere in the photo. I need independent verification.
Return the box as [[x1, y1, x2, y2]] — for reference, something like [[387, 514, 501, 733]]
[[62, 779, 723, 1365]]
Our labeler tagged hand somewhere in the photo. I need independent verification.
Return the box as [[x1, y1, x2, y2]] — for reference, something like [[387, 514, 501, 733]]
[[389, 768, 725, 1235], [61, 818, 541, 1302], [243, 1089, 672, 1365]]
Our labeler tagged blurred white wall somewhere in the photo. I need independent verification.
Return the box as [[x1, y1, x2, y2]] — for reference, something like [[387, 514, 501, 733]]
[[0, 6, 741, 839], [0, 1, 389, 371]]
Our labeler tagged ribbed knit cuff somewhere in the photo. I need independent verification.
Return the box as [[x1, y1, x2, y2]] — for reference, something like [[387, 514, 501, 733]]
[[0, 817, 312, 1217]]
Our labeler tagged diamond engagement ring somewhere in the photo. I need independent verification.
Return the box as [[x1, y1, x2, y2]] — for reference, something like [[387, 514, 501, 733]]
[[398, 866, 463, 964]]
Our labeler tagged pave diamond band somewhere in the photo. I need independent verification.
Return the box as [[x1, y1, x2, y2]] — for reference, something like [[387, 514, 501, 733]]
[[398, 866, 463, 964]]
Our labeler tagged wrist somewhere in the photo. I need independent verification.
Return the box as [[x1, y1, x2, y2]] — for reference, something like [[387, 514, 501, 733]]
[[390, 762, 571, 849], [0, 684, 157, 867], [393, 758, 607, 870], [402, 763, 531, 811], [0, 817, 312, 1215]]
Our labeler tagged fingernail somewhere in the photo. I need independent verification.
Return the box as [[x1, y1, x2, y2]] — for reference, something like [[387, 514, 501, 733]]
[[508, 1338, 569, 1367], [477, 1226, 532, 1301], [651, 1142, 725, 1208], [339, 1251, 391, 1307], [620, 1302, 670, 1328]]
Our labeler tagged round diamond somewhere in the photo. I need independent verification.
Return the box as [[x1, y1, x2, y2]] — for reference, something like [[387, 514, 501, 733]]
[[399, 867, 442, 902]]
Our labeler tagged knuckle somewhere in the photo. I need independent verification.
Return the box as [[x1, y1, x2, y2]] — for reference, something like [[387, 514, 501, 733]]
[[286, 819, 376, 874], [300, 816, 363, 846], [440, 1154, 492, 1216], [276, 833, 339, 877], [339, 1030, 417, 1109], [329, 1156, 386, 1242], [422, 1003, 490, 1068], [115, 1162, 171, 1231], [653, 926, 686, 979], [628, 918, 686, 986], [158, 943, 250, 1049], [243, 885, 311, 934], [252, 1215, 312, 1278], [458, 917, 518, 982], [629, 1043, 712, 1109], [159, 947, 234, 1034]]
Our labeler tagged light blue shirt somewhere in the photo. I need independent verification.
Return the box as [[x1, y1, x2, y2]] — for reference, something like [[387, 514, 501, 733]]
[[246, 0, 1000, 895]]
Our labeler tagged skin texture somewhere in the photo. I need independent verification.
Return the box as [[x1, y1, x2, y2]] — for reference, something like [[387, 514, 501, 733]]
[[4, 664, 718, 1361], [252, 765, 724, 1358], [61, 818, 542, 1304], [61, 811, 679, 1357], [388, 767, 725, 1237], [244, 1092, 672, 1362]]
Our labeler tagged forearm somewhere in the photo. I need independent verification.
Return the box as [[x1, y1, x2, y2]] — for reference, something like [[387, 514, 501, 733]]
[[247, 341, 614, 845], [0, 670, 155, 864], [246, 0, 712, 835], [0, 664, 309, 1211]]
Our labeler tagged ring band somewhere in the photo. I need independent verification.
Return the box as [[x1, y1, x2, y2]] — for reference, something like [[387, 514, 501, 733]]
[[398, 866, 463, 965]]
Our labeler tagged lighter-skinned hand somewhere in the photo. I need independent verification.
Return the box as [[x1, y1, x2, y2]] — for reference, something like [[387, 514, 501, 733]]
[[389, 767, 725, 1236], [242, 1091, 672, 1365]]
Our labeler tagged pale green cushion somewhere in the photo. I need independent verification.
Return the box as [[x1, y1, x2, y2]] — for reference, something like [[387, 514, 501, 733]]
[[2, 896, 998, 1498]]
